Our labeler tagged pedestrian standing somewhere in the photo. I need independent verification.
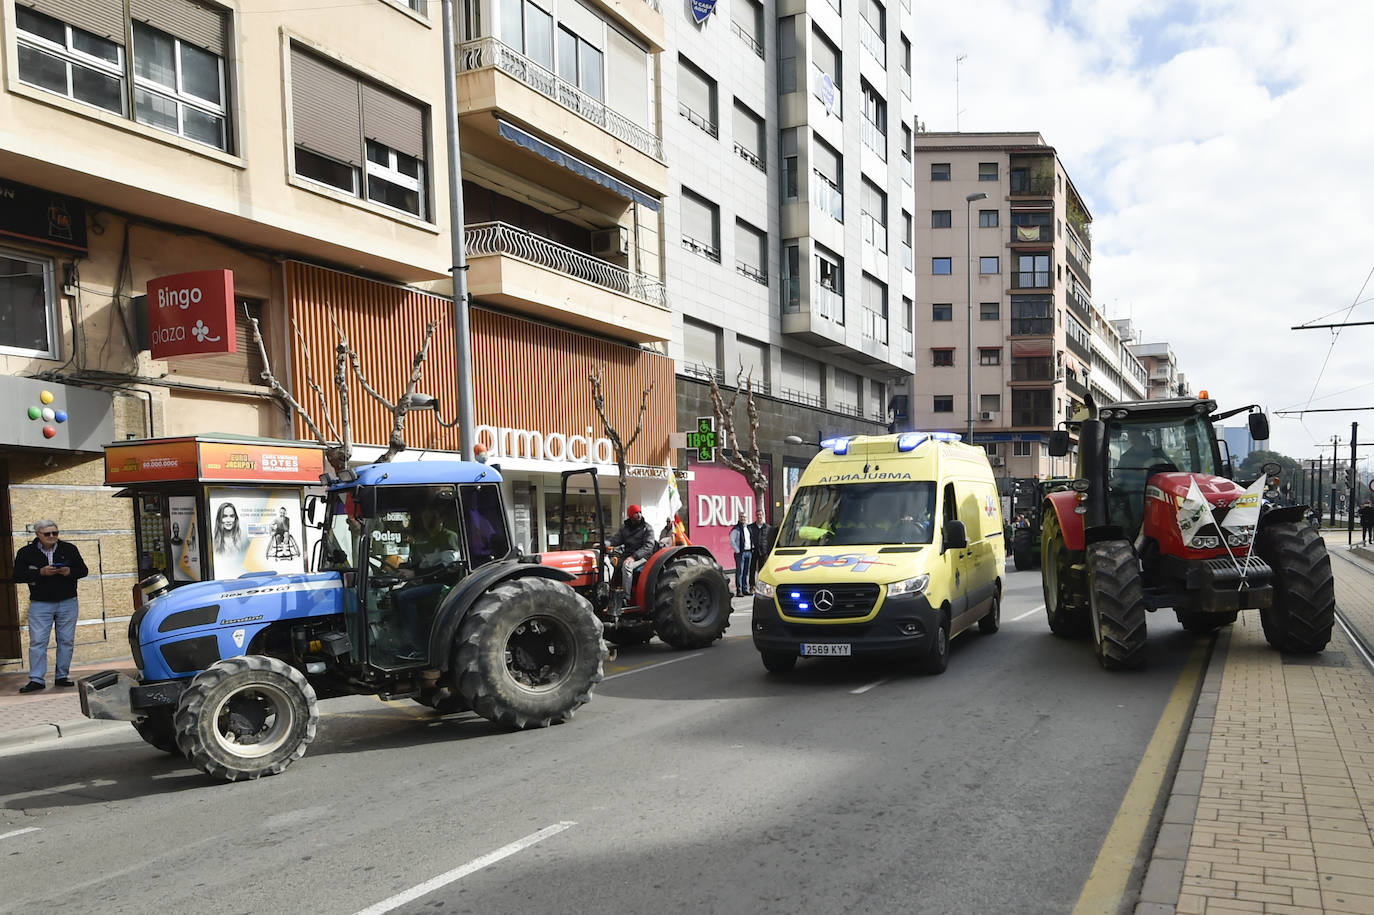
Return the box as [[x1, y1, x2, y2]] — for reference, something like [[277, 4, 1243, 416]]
[[14, 520, 89, 693], [748, 509, 772, 592], [1359, 500, 1374, 545], [729, 516, 753, 597]]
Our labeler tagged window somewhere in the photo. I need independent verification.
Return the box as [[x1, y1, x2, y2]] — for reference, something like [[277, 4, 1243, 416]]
[[683, 318, 721, 381], [0, 247, 57, 358], [733, 100, 765, 170], [812, 27, 842, 117], [900, 35, 911, 79], [931, 162, 950, 181], [782, 242, 801, 312], [781, 128, 799, 200], [980, 302, 1000, 320], [861, 273, 887, 343], [812, 137, 843, 223], [933, 395, 954, 413], [979, 209, 999, 228], [816, 249, 843, 293], [859, 80, 886, 159], [932, 257, 952, 275], [738, 336, 769, 390], [732, 0, 765, 58], [931, 210, 951, 228], [980, 394, 1001, 413], [557, 12, 604, 102], [932, 348, 954, 366], [680, 189, 720, 261], [979, 348, 1001, 365], [979, 256, 1000, 275], [735, 219, 767, 284], [1015, 253, 1051, 288], [778, 16, 797, 94], [902, 296, 913, 355], [979, 162, 998, 181], [1013, 440, 1032, 457], [678, 57, 717, 137], [859, 0, 885, 64], [781, 350, 824, 406], [834, 368, 861, 415], [499, 0, 553, 69], [932, 303, 952, 321], [860, 179, 887, 253], [16, 2, 231, 151], [900, 123, 912, 162]]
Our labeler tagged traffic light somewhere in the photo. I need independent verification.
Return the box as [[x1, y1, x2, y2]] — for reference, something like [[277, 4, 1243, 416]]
[[1346, 466, 1357, 489]]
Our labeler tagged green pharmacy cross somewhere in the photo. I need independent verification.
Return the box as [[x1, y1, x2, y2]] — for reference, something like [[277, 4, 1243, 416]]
[[686, 416, 717, 462]]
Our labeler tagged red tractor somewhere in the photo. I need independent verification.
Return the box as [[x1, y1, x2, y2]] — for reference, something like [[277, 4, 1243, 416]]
[[1041, 394, 1335, 669], [534, 468, 732, 650]]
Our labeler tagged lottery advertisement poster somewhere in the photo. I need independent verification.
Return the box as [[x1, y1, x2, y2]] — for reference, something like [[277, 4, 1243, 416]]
[[168, 496, 202, 582], [207, 487, 305, 578]]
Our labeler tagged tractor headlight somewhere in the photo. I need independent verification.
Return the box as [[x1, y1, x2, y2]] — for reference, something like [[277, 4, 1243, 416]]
[[1225, 531, 1251, 547], [754, 580, 775, 598], [1192, 536, 1220, 549], [887, 573, 930, 597]]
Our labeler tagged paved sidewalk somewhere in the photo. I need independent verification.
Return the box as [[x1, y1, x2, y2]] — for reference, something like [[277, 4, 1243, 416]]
[[1138, 532, 1374, 913], [0, 662, 133, 747]]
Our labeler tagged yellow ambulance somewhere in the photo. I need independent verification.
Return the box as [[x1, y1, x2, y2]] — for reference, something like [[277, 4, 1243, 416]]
[[752, 431, 1005, 674]]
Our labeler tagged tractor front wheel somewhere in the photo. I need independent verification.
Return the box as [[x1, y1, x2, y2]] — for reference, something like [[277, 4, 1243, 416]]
[[174, 655, 318, 781], [1042, 514, 1088, 638], [455, 577, 606, 729], [1087, 540, 1149, 670], [650, 555, 732, 649], [1255, 521, 1335, 653]]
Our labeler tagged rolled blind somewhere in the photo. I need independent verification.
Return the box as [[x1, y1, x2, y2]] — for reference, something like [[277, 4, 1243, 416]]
[[735, 221, 763, 271], [22, 0, 123, 41], [679, 192, 715, 245], [682, 319, 718, 374], [733, 103, 762, 156], [130, 0, 226, 55], [291, 47, 363, 167], [605, 27, 648, 127], [813, 138, 839, 183], [677, 59, 711, 118], [361, 83, 425, 161]]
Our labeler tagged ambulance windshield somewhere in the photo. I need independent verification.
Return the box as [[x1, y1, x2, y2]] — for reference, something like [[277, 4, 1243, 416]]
[[778, 482, 937, 547]]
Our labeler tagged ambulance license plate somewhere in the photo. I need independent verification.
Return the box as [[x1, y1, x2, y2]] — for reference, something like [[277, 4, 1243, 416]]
[[800, 643, 851, 657]]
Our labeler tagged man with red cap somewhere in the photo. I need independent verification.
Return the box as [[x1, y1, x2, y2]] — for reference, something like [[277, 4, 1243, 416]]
[[606, 504, 655, 596]]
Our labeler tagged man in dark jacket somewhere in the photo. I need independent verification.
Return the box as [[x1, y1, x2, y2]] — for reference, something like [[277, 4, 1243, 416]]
[[14, 519, 89, 693], [1360, 500, 1374, 545], [606, 504, 655, 595], [747, 510, 772, 592]]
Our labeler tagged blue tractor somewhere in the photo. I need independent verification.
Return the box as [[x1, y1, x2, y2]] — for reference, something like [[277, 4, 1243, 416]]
[[79, 460, 607, 781]]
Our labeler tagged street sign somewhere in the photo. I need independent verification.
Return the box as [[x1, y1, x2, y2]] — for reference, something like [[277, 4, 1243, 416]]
[[686, 416, 717, 462]]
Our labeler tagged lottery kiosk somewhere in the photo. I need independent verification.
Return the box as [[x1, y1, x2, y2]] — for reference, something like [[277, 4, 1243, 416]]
[[104, 435, 326, 591]]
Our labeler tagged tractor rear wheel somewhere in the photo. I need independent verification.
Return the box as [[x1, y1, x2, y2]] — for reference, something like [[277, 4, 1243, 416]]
[[604, 621, 656, 647], [455, 577, 606, 729], [1255, 521, 1335, 653], [133, 707, 181, 755], [1042, 514, 1088, 638], [1176, 610, 1237, 634], [650, 555, 732, 649], [174, 655, 318, 781], [1012, 527, 1035, 570], [1087, 540, 1148, 670]]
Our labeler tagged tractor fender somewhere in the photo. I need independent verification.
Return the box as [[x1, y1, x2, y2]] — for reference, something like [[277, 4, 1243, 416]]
[[1044, 491, 1086, 552], [634, 545, 720, 608], [426, 560, 577, 665], [1258, 504, 1308, 528]]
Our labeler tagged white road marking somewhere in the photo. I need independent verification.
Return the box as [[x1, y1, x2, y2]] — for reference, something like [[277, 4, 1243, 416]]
[[0, 779, 117, 804], [850, 678, 889, 695], [1008, 604, 1045, 623], [355, 821, 576, 915], [602, 652, 703, 681], [0, 827, 40, 841]]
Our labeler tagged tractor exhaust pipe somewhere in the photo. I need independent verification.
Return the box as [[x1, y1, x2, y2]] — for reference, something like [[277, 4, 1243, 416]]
[[1079, 393, 1113, 536]]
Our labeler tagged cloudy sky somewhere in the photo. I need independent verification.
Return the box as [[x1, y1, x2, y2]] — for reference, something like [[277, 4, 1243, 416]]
[[913, 0, 1373, 466]]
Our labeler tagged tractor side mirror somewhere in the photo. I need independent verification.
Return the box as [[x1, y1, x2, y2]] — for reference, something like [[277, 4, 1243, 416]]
[[942, 519, 968, 552], [1048, 430, 1070, 457], [1248, 412, 1270, 442], [304, 494, 323, 528]]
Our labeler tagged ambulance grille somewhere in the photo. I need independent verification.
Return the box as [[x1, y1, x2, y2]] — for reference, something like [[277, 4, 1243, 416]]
[[778, 584, 880, 617]]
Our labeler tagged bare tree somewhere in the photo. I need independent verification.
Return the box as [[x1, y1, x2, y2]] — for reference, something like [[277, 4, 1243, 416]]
[[707, 366, 769, 519], [249, 306, 447, 475], [588, 366, 654, 508]]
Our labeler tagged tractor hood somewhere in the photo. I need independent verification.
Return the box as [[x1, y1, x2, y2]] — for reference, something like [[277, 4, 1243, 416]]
[[1146, 472, 1248, 510]]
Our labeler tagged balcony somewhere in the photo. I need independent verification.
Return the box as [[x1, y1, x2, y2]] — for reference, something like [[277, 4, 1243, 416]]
[[1010, 224, 1052, 244], [1011, 317, 1054, 336], [1066, 334, 1092, 362], [1011, 272, 1052, 291], [681, 235, 721, 263], [1010, 359, 1055, 382], [736, 261, 768, 285], [1009, 176, 1054, 197], [1012, 410, 1054, 428], [1066, 288, 1092, 326], [860, 118, 888, 161], [861, 306, 888, 344], [1065, 374, 1088, 399], [731, 21, 765, 59], [813, 284, 843, 321], [1066, 247, 1091, 290], [465, 221, 670, 343], [813, 170, 844, 223], [457, 38, 667, 197], [859, 18, 886, 66]]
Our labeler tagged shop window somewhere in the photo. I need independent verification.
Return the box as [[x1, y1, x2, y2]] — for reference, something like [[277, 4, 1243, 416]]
[[0, 247, 58, 359]]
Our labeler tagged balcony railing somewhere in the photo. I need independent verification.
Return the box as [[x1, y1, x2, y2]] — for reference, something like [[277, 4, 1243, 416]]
[[780, 386, 825, 408], [814, 283, 843, 321], [1009, 175, 1054, 196], [681, 234, 721, 263], [1010, 224, 1051, 244], [1065, 375, 1088, 399], [861, 306, 887, 343], [860, 118, 887, 161], [858, 17, 885, 65], [733, 141, 765, 172], [1010, 360, 1055, 381], [731, 21, 765, 59], [1066, 288, 1092, 326], [466, 221, 668, 308], [1066, 248, 1091, 290], [813, 169, 843, 222], [679, 101, 718, 138], [1066, 334, 1092, 361], [1010, 317, 1054, 336], [1011, 273, 1052, 291], [736, 261, 768, 285], [459, 38, 663, 159]]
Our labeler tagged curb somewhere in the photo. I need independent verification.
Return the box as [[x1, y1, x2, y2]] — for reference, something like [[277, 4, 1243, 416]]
[[0, 717, 124, 751], [1133, 626, 1228, 915]]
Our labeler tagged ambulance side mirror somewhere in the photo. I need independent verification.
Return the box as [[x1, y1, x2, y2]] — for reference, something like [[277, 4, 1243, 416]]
[[942, 519, 968, 552]]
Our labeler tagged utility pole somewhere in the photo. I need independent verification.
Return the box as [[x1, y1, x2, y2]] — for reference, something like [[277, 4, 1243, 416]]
[[1331, 435, 1342, 526], [1349, 421, 1358, 545]]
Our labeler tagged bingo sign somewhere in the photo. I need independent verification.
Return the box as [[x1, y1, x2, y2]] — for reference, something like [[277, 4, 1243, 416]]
[[146, 269, 237, 359], [691, 0, 716, 24]]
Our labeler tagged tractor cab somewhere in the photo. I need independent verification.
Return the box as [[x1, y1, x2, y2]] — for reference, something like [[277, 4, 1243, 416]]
[[1101, 407, 1223, 538], [317, 462, 511, 669]]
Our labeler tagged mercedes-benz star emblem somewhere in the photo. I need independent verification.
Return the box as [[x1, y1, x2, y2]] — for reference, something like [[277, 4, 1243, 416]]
[[813, 589, 835, 612]]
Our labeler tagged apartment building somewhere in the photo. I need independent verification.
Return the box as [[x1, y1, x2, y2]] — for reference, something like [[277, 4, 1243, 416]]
[[663, 0, 918, 551], [912, 131, 1093, 481], [0, 0, 677, 669], [1131, 341, 1188, 399], [1090, 316, 1147, 405]]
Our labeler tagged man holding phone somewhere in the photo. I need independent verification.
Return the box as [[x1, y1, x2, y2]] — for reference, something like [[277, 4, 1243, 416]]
[[14, 519, 88, 693]]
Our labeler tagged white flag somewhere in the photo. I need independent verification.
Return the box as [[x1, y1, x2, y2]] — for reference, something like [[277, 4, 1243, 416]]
[[665, 464, 682, 516], [1221, 473, 1266, 533], [1176, 478, 1217, 548]]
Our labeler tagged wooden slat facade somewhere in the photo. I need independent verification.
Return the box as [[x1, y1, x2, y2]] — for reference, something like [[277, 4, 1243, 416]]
[[284, 261, 673, 466]]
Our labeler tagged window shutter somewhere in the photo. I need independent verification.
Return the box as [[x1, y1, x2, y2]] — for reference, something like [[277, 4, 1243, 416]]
[[291, 47, 363, 167], [677, 60, 711, 118], [168, 299, 266, 385], [361, 83, 425, 161], [605, 27, 648, 128], [129, 0, 226, 55], [22, 0, 123, 41]]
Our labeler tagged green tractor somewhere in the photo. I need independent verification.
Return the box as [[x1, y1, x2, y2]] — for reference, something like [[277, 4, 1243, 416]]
[[1011, 477, 1072, 570]]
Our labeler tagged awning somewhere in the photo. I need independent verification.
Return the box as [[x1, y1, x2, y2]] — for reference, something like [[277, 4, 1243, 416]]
[[1011, 339, 1054, 357], [496, 119, 661, 212]]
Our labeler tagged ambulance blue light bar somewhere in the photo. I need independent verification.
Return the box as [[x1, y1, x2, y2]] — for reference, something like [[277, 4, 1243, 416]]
[[896, 431, 963, 452], [821, 436, 854, 454]]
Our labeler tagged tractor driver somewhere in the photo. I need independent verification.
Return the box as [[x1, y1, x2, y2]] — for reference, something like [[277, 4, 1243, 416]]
[[605, 504, 655, 596], [1121, 427, 1170, 471], [1115, 427, 1172, 535], [387, 507, 463, 662]]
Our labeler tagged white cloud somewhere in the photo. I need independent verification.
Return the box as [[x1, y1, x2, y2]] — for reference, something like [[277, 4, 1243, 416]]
[[915, 0, 1374, 466]]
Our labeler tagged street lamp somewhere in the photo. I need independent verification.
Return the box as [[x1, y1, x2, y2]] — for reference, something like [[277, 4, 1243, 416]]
[[965, 191, 988, 443]]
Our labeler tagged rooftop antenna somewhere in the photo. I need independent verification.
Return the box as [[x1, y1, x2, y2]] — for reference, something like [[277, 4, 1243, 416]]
[[955, 53, 967, 131]]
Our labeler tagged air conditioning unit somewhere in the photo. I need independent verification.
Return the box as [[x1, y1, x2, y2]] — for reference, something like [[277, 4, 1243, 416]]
[[591, 226, 629, 258], [980, 411, 997, 421], [989, 455, 1006, 467]]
